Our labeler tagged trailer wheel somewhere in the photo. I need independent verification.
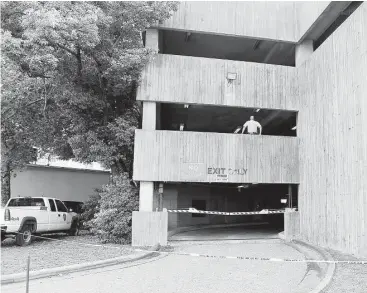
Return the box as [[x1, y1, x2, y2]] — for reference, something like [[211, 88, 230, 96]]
[[16, 224, 34, 246]]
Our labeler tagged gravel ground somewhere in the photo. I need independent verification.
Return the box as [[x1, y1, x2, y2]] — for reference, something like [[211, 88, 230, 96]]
[[1, 231, 138, 275], [321, 249, 367, 293]]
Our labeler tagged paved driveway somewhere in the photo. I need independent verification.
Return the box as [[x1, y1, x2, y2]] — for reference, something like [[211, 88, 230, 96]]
[[170, 224, 282, 241], [1, 227, 322, 293]]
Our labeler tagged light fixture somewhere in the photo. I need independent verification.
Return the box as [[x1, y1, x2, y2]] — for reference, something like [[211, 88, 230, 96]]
[[184, 104, 189, 108], [179, 123, 185, 131], [281, 198, 287, 204], [291, 126, 297, 130], [227, 73, 237, 80], [255, 109, 260, 112]]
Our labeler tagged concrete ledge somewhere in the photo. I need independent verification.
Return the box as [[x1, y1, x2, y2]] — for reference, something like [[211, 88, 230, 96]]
[[1, 244, 160, 285], [168, 222, 269, 238]]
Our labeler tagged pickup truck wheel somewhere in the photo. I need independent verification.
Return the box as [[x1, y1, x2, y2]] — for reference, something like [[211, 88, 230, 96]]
[[68, 221, 80, 236], [16, 225, 33, 246]]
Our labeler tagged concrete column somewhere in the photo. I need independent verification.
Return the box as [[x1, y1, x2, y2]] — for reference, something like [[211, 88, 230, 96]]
[[139, 181, 154, 211], [145, 28, 159, 51], [142, 101, 157, 130], [141, 28, 160, 131], [295, 39, 314, 67]]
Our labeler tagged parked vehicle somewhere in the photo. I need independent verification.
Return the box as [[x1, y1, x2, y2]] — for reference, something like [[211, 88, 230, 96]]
[[1, 197, 80, 246]]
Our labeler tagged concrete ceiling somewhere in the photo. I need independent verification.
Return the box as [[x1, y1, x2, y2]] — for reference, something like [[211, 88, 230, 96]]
[[161, 30, 296, 66]]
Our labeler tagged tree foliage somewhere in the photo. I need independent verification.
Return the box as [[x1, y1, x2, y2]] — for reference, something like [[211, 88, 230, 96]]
[[1, 2, 178, 203]]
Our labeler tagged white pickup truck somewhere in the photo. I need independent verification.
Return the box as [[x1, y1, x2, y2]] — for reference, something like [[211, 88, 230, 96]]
[[1, 197, 80, 246]]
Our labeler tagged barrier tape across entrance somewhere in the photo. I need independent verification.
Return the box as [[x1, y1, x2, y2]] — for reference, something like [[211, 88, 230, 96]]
[[2, 230, 367, 264], [167, 209, 285, 216]]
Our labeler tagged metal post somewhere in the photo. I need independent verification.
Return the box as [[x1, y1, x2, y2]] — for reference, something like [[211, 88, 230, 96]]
[[224, 195, 228, 224], [158, 183, 164, 211], [159, 193, 163, 211], [26, 254, 30, 293]]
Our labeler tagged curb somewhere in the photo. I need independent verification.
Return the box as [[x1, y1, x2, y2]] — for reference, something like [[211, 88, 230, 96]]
[[1, 244, 160, 285], [290, 240, 336, 293]]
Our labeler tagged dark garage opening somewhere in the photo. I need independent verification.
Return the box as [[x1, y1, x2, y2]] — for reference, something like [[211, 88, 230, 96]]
[[174, 182, 298, 231], [160, 103, 298, 137]]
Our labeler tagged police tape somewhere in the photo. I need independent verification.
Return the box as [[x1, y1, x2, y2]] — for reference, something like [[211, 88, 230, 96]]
[[167, 209, 285, 216], [146, 251, 367, 264], [4, 230, 367, 265]]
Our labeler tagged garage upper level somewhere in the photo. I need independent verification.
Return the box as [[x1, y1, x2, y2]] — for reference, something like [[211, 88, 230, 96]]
[[155, 2, 330, 43]]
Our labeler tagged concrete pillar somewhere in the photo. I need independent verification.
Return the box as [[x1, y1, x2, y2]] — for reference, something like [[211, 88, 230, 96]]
[[142, 101, 157, 130], [145, 28, 159, 51], [295, 39, 314, 67], [139, 181, 154, 211], [141, 28, 160, 131], [156, 103, 161, 130]]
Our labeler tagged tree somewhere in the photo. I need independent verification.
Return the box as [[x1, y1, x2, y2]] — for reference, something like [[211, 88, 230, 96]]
[[1, 2, 178, 202], [1, 29, 70, 203]]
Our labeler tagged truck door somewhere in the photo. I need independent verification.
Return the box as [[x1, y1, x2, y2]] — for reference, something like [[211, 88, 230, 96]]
[[55, 200, 69, 230], [47, 199, 60, 231]]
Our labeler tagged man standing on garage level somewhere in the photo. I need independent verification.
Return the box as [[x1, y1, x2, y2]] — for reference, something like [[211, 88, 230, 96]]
[[242, 116, 262, 135]]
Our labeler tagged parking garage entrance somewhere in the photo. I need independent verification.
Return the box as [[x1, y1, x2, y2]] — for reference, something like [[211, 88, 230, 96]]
[[164, 182, 298, 237]]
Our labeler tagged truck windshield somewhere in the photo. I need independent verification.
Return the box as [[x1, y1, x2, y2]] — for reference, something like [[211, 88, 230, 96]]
[[8, 198, 45, 207]]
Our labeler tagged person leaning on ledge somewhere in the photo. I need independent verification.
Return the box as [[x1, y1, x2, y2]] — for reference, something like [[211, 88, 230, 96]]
[[242, 116, 262, 135]]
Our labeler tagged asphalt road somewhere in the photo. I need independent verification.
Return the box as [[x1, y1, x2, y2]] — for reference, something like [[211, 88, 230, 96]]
[[1, 227, 316, 293]]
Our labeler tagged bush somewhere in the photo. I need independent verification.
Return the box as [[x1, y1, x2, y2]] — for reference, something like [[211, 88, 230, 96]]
[[88, 175, 139, 244], [80, 193, 101, 230]]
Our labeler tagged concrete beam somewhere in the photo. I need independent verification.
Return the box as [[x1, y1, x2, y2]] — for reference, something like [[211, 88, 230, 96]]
[[298, 2, 351, 42]]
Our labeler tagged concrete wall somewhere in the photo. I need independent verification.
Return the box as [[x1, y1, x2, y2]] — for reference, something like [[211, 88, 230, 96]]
[[134, 130, 299, 184], [297, 3, 367, 257], [132, 211, 168, 246], [11, 165, 110, 202], [158, 1, 330, 42], [137, 54, 297, 111]]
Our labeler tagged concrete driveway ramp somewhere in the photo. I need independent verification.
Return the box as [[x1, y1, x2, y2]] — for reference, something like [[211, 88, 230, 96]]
[[170, 224, 282, 241]]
